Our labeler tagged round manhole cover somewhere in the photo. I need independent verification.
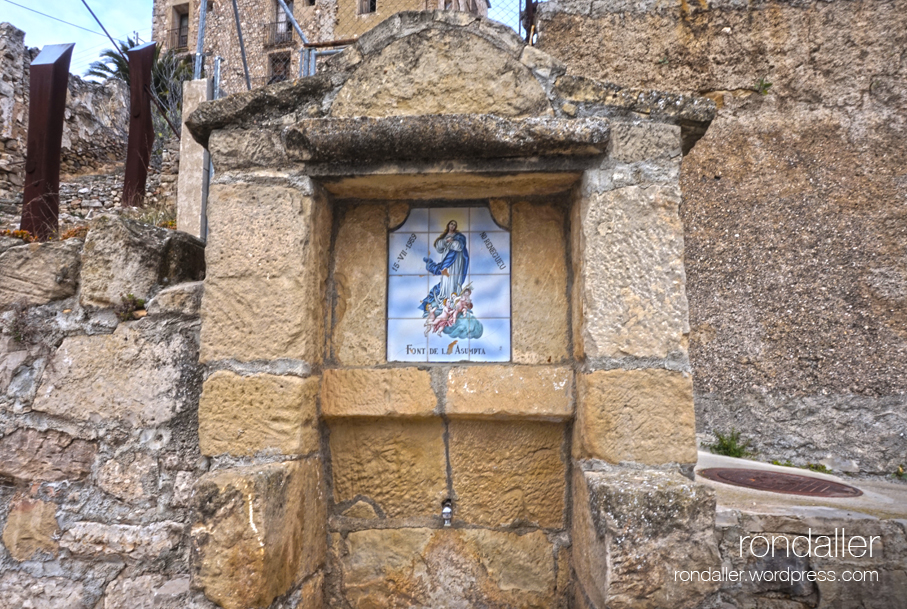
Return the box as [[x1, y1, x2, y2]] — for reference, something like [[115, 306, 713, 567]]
[[698, 468, 863, 498]]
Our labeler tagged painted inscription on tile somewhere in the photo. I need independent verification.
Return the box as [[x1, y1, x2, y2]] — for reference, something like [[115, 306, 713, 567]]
[[388, 207, 511, 362]]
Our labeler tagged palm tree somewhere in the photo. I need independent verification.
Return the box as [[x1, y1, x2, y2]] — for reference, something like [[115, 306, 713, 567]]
[[86, 38, 192, 137], [85, 37, 135, 82]]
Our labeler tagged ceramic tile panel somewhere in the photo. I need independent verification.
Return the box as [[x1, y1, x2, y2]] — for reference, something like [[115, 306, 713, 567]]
[[388, 205, 511, 363]]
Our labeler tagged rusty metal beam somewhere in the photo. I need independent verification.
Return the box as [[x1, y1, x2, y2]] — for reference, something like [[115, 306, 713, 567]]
[[20, 43, 74, 241], [122, 42, 157, 208]]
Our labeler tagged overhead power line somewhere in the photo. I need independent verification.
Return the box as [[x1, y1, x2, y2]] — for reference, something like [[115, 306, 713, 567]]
[[0, 0, 105, 37]]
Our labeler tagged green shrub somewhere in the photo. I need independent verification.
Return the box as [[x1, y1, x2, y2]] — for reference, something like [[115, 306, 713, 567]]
[[703, 428, 753, 458]]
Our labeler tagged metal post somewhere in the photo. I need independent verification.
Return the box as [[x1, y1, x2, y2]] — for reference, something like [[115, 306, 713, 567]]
[[203, 56, 221, 242], [213, 56, 222, 99], [194, 0, 209, 79], [20, 43, 74, 241], [122, 42, 157, 208], [230, 0, 252, 91]]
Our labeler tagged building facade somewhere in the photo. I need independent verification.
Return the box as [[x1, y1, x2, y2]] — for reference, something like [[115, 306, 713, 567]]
[[151, 0, 487, 95]]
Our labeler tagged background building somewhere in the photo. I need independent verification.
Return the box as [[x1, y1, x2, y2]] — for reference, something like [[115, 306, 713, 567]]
[[152, 0, 491, 95]]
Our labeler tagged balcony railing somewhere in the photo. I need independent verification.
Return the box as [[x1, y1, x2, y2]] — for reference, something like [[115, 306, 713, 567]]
[[265, 22, 296, 47], [169, 27, 190, 50]]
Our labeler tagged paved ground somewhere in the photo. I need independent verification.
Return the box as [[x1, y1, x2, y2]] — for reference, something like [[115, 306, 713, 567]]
[[696, 451, 907, 520]]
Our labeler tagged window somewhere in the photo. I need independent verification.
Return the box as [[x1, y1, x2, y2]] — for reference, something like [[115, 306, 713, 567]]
[[268, 52, 291, 84], [276, 0, 294, 28], [359, 0, 376, 14], [171, 4, 190, 49]]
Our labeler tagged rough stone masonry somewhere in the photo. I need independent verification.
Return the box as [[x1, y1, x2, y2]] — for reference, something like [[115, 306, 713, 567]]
[[182, 11, 718, 609]]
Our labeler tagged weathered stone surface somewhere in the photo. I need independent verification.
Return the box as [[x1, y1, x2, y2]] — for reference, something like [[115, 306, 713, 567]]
[[32, 317, 201, 427], [574, 369, 696, 465], [80, 218, 205, 308], [445, 366, 572, 419], [287, 115, 609, 164], [331, 204, 386, 366], [512, 202, 570, 364], [100, 575, 207, 609], [388, 202, 409, 229], [199, 371, 319, 456], [328, 418, 446, 519], [2, 498, 59, 561], [335, 527, 557, 608], [697, 393, 907, 476], [574, 183, 688, 360], [200, 181, 330, 364], [609, 121, 681, 164], [0, 240, 81, 309], [191, 459, 325, 609], [185, 75, 334, 147], [146, 281, 203, 317], [322, 368, 436, 418], [176, 78, 212, 239], [552, 75, 715, 149], [540, 0, 907, 476], [331, 28, 550, 118], [297, 573, 324, 609], [341, 500, 378, 520], [449, 420, 566, 529], [488, 199, 510, 229], [0, 572, 85, 608], [573, 466, 719, 609], [321, 171, 582, 201], [96, 452, 158, 503], [0, 428, 96, 482], [59, 521, 183, 560]]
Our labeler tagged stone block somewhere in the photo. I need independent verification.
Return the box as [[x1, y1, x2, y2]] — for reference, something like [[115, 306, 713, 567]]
[[146, 280, 203, 317], [335, 527, 556, 607], [80, 218, 205, 308], [512, 202, 570, 364], [449, 420, 566, 528], [199, 371, 319, 457], [200, 182, 330, 364], [0, 240, 81, 309], [330, 204, 387, 365], [573, 184, 689, 360], [96, 452, 158, 503], [0, 572, 84, 608], [297, 573, 324, 609], [328, 418, 446, 519], [100, 574, 208, 609], [59, 521, 183, 560], [331, 29, 550, 118], [609, 121, 682, 164], [321, 368, 436, 418], [0, 428, 96, 482], [574, 369, 697, 465], [445, 365, 572, 419], [32, 318, 200, 427], [191, 459, 326, 609], [2, 498, 59, 561], [176, 78, 212, 239], [573, 466, 719, 609]]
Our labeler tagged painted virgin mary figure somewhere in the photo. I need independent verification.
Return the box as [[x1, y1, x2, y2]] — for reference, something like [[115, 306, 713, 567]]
[[420, 219, 483, 339]]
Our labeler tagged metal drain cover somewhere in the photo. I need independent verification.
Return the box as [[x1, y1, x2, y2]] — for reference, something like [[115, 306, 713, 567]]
[[698, 468, 863, 498]]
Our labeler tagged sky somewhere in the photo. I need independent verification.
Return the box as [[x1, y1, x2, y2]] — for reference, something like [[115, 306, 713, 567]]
[[0, 0, 154, 78]]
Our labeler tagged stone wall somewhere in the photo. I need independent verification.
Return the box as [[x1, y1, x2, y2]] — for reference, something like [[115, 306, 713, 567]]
[[0, 219, 207, 608], [182, 12, 720, 608], [0, 23, 130, 204], [537, 0, 907, 477]]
